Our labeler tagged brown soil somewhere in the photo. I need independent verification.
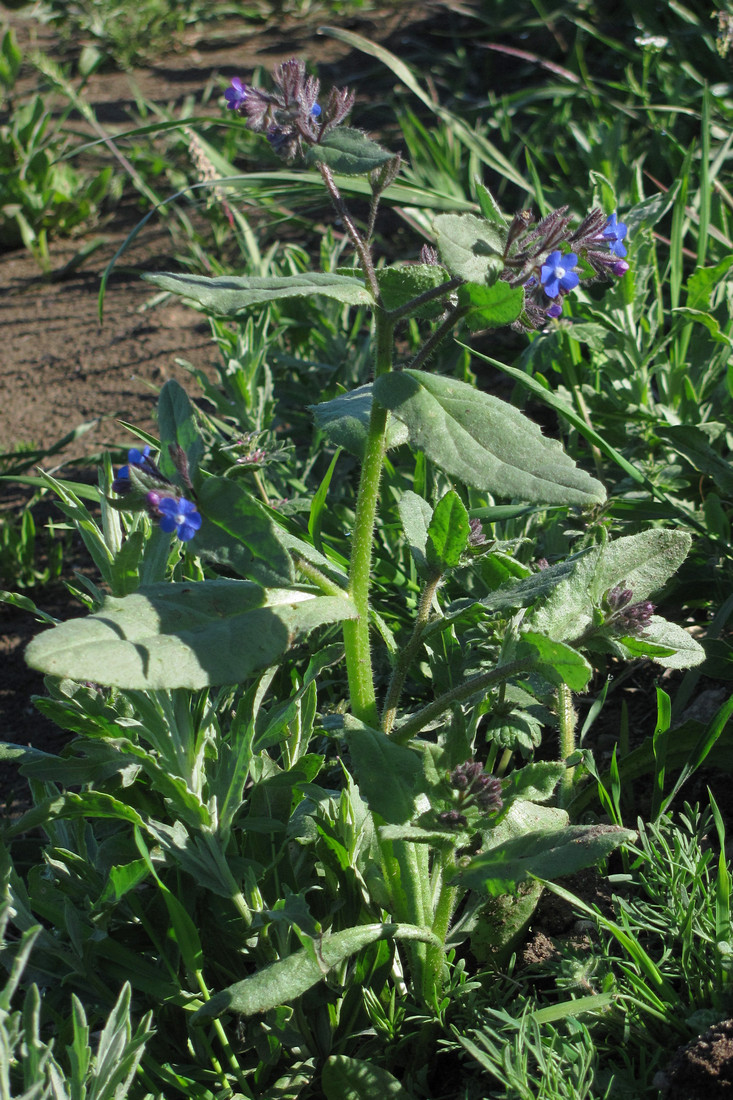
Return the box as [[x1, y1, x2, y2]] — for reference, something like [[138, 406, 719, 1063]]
[[659, 1019, 733, 1098]]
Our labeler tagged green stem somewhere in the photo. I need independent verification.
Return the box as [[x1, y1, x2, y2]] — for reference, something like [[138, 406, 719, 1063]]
[[318, 162, 380, 301], [423, 854, 457, 1007], [342, 310, 394, 726], [293, 554, 347, 596], [406, 303, 469, 372], [196, 971, 254, 1097], [382, 572, 441, 734], [390, 657, 534, 745], [557, 682, 577, 806]]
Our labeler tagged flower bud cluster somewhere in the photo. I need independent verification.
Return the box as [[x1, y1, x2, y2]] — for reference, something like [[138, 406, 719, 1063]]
[[112, 446, 201, 543], [604, 584, 655, 636], [437, 759, 503, 827], [501, 206, 630, 329], [225, 59, 354, 162]]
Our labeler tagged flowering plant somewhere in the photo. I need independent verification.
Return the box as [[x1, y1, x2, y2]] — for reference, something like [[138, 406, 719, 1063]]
[[15, 56, 707, 1095]]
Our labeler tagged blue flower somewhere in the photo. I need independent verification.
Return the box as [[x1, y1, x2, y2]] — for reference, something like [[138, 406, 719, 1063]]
[[157, 496, 202, 542], [602, 213, 628, 257], [311, 102, 321, 117], [113, 445, 152, 493], [540, 251, 579, 299], [225, 77, 248, 111]]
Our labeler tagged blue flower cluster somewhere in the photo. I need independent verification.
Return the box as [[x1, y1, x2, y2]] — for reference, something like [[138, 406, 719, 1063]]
[[113, 447, 201, 543], [536, 212, 629, 317], [223, 59, 351, 162], [498, 207, 630, 329]]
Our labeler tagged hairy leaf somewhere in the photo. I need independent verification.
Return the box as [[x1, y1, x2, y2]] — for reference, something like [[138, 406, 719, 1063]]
[[145, 271, 374, 314], [373, 370, 606, 506], [433, 213, 506, 285], [26, 582, 356, 689], [310, 384, 408, 458], [306, 127, 393, 175], [454, 823, 636, 896]]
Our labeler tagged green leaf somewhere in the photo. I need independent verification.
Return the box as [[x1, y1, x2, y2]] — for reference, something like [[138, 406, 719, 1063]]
[[617, 617, 706, 669], [144, 271, 375, 314], [501, 762, 566, 804], [196, 477, 294, 585], [685, 255, 733, 311], [453, 823, 636, 896], [322, 1056, 416, 1100], [305, 127, 393, 175], [134, 829, 204, 972], [343, 718, 425, 824], [458, 281, 524, 328], [518, 632, 593, 691], [192, 922, 436, 1020], [433, 213, 506, 285], [529, 529, 697, 652], [25, 582, 356, 689], [397, 490, 433, 578], [310, 384, 408, 459], [426, 491, 470, 572], [671, 307, 732, 345], [656, 424, 733, 495], [373, 370, 606, 506], [377, 263, 452, 319], [157, 380, 204, 482], [474, 182, 508, 227], [480, 557, 581, 612]]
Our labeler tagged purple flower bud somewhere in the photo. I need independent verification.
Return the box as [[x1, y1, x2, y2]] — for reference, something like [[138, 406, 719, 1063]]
[[612, 259, 630, 277], [606, 586, 634, 611], [224, 77, 249, 111], [438, 810, 468, 828], [546, 302, 563, 318]]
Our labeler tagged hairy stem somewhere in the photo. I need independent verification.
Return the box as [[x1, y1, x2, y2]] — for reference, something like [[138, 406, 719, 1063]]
[[342, 310, 394, 725], [557, 681, 577, 805], [382, 572, 442, 734], [318, 161, 380, 301], [406, 303, 470, 372], [390, 657, 534, 745]]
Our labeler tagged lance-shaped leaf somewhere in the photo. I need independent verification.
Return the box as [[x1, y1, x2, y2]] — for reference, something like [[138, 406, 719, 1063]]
[[310, 384, 408, 459], [195, 476, 294, 586], [305, 127, 393, 175], [26, 582, 356, 690], [157, 380, 203, 482], [343, 717, 425, 825], [433, 213, 506, 285], [193, 922, 438, 1021], [144, 271, 374, 315], [528, 529, 702, 669], [322, 1056, 415, 1100], [397, 490, 433, 579], [453, 823, 636, 897], [426, 491, 470, 572], [373, 370, 606, 506]]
